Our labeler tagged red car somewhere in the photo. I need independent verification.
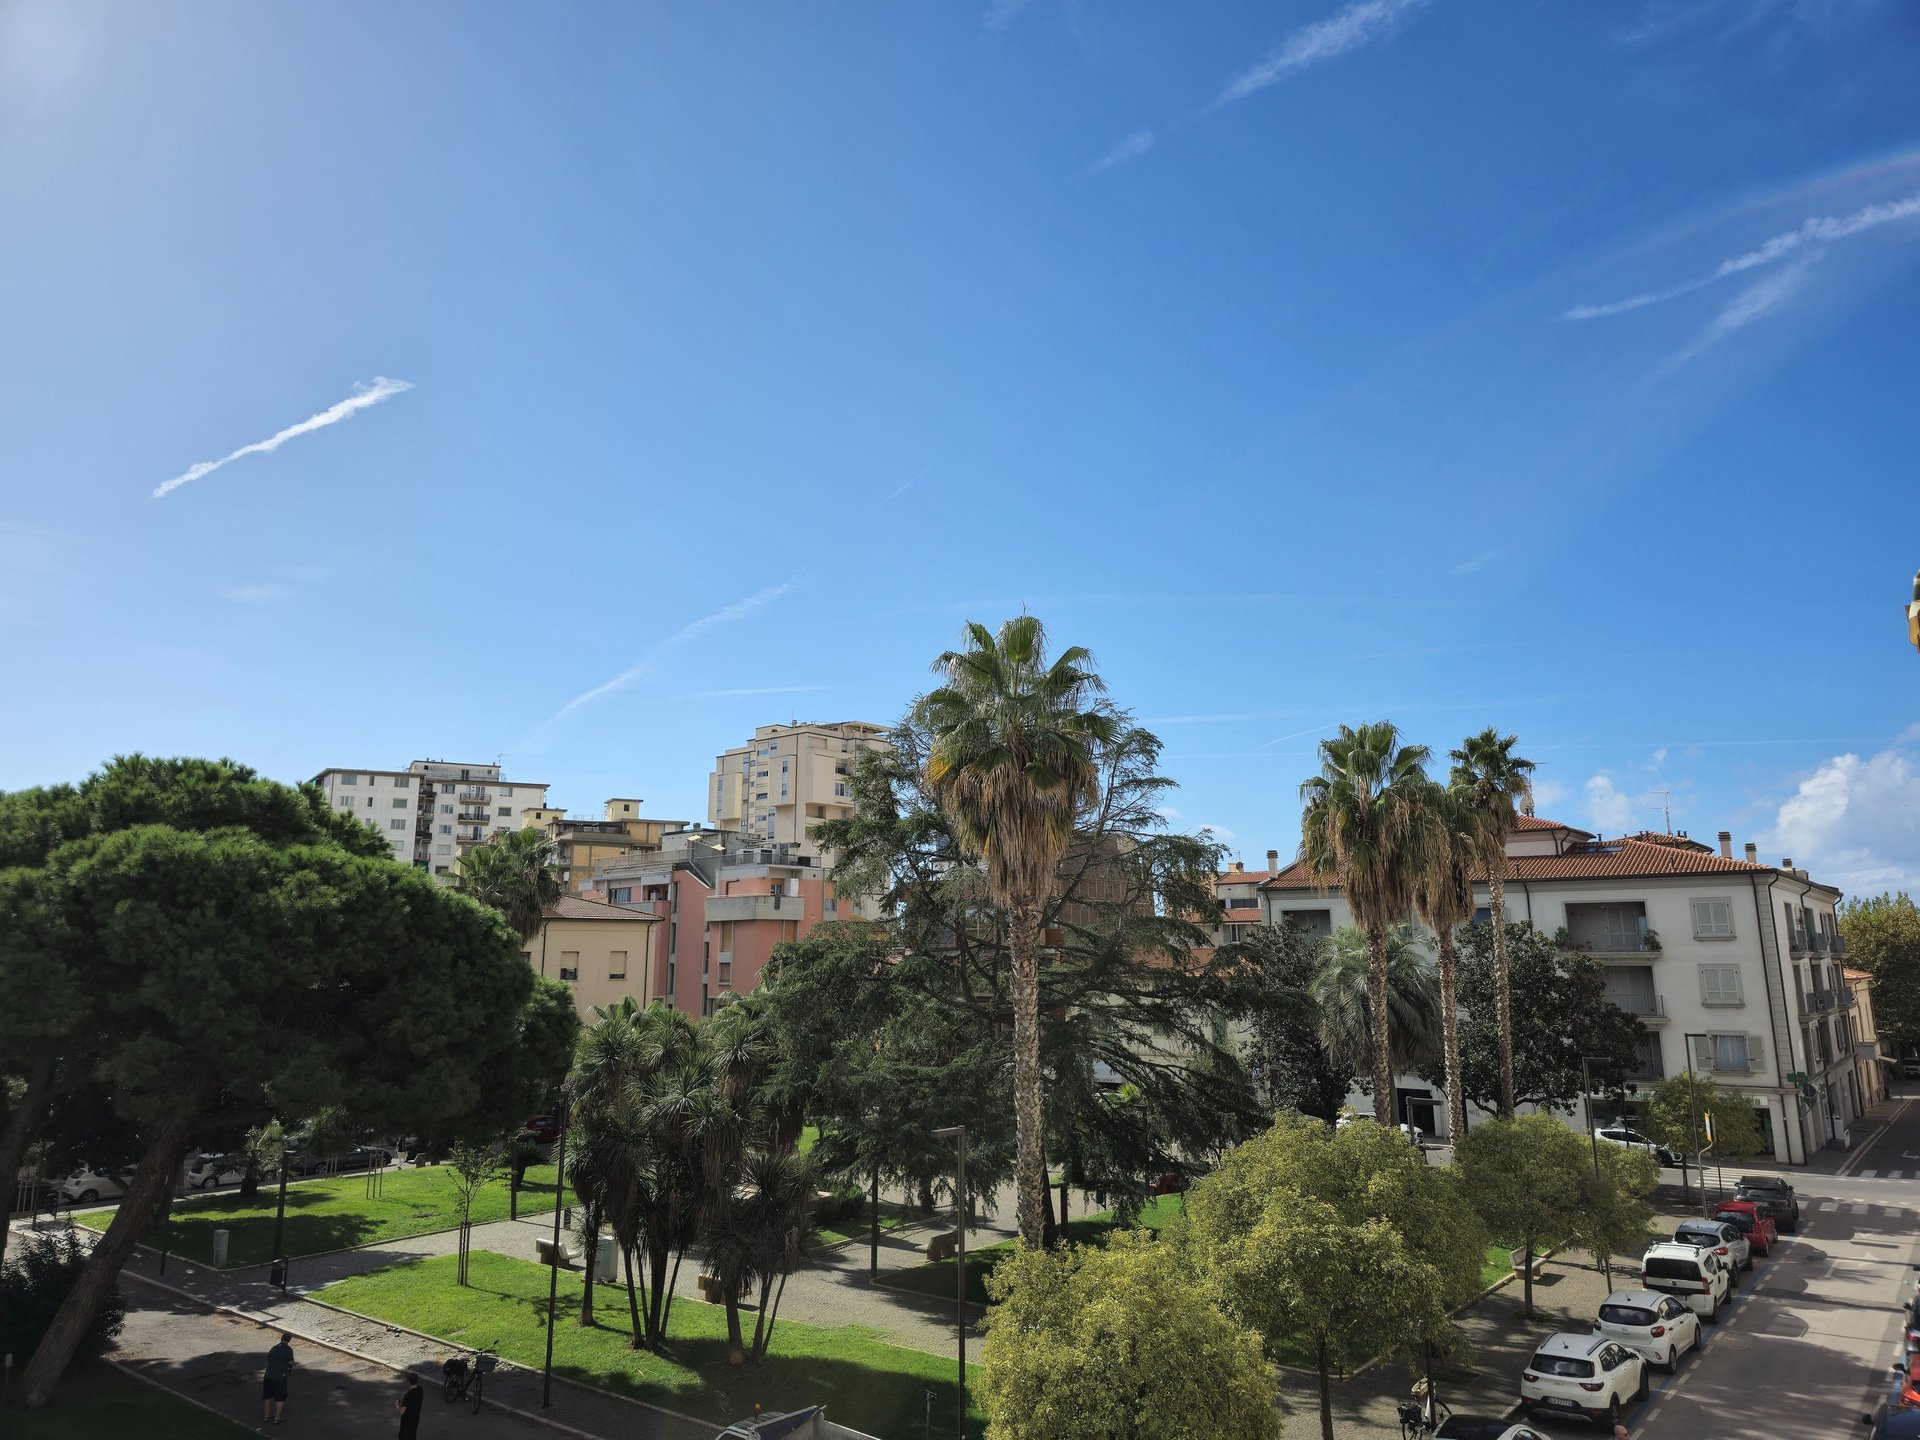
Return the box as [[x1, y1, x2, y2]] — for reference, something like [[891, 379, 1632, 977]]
[[1712, 1201, 1779, 1256]]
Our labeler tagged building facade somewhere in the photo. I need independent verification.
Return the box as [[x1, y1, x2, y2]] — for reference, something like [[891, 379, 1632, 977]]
[[311, 759, 549, 877], [707, 720, 888, 857], [518, 798, 692, 893], [1254, 817, 1852, 1165], [526, 895, 662, 1019]]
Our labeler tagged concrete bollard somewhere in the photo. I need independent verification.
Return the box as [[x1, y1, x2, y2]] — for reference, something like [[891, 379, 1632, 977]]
[[212, 1229, 230, 1269], [594, 1235, 618, 1283]]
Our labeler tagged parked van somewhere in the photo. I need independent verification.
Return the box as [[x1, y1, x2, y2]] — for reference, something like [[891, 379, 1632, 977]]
[[1638, 1241, 1731, 1321]]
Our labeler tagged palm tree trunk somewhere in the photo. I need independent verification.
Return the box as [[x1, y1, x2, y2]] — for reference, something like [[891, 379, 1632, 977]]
[[748, 1274, 773, 1359], [1366, 926, 1395, 1131], [662, 1245, 686, 1339], [645, 1239, 671, 1344], [622, 1242, 645, 1349], [724, 1288, 746, 1365], [1437, 929, 1466, 1143], [579, 1200, 600, 1326], [1489, 876, 1515, 1118], [0, 1056, 55, 1266], [759, 1267, 791, 1361], [1008, 899, 1047, 1250]]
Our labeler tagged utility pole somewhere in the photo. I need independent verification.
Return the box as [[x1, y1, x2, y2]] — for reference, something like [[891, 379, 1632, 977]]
[[933, 1125, 967, 1440]]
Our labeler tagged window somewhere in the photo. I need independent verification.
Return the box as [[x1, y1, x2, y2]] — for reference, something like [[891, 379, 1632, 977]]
[[440, 824, 452, 835], [338, 798, 352, 809], [824, 898, 838, 916], [436, 844, 451, 855], [394, 777, 409, 789], [834, 783, 850, 798], [609, 887, 632, 903], [717, 960, 732, 987], [560, 951, 579, 983], [1701, 1032, 1753, 1072], [392, 797, 408, 809], [608, 951, 627, 981], [389, 819, 406, 830], [434, 865, 449, 874], [756, 792, 769, 801], [497, 807, 512, 817], [1691, 898, 1735, 939], [1700, 964, 1743, 1006], [500, 787, 513, 796], [341, 774, 358, 785], [366, 797, 375, 808], [441, 804, 453, 815]]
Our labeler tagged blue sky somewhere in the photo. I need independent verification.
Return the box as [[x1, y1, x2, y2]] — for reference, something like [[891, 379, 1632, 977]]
[[4, 0, 1919, 894]]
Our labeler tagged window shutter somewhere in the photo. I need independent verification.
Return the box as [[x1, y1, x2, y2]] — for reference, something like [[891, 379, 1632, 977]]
[[1747, 1034, 1765, 1068], [1690, 1035, 1715, 1071]]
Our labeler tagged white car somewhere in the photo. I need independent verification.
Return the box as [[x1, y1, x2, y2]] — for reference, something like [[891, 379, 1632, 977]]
[[185, 1155, 246, 1190], [1596, 1288, 1701, 1371], [1521, 1331, 1647, 1427], [1592, 1125, 1679, 1167], [1639, 1241, 1731, 1321], [1335, 1112, 1428, 1144], [1673, 1217, 1750, 1274], [1435, 1419, 1551, 1439], [56, 1165, 135, 1204]]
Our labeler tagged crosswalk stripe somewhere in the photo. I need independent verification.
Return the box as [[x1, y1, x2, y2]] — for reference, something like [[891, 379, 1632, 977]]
[[1864, 1170, 1879, 1178], [1892, 1172, 1910, 1182], [1820, 1200, 1838, 1211]]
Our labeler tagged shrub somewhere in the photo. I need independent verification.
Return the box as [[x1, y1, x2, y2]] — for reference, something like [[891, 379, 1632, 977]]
[[0, 1229, 126, 1364]]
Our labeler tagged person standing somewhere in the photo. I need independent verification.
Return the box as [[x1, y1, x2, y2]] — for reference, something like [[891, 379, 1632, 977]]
[[260, 1332, 294, 1426], [396, 1371, 423, 1439]]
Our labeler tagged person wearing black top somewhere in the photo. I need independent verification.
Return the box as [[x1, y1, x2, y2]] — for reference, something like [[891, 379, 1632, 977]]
[[396, 1371, 423, 1438]]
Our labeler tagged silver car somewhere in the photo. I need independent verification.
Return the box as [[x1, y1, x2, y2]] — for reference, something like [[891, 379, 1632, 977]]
[[1673, 1217, 1750, 1274], [1596, 1287, 1701, 1371]]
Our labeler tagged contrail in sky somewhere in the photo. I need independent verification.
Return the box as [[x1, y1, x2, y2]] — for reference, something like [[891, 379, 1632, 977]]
[[153, 376, 413, 498]]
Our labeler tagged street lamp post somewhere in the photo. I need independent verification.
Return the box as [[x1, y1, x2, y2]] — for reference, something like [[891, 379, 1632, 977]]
[[1580, 1056, 1611, 1179], [1684, 1032, 1709, 1216], [269, 1146, 291, 1290], [932, 1124, 967, 1440], [542, 1087, 571, 1410]]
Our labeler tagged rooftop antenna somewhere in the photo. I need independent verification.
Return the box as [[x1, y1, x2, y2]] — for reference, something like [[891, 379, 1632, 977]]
[[1656, 788, 1671, 834]]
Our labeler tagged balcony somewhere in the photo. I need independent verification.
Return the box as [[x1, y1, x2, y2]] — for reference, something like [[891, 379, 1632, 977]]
[[706, 893, 804, 924], [1790, 931, 1813, 956], [1808, 986, 1858, 1015], [459, 788, 490, 804], [1564, 903, 1654, 955], [1832, 933, 1849, 958], [1616, 993, 1669, 1024], [1807, 931, 1831, 954], [457, 809, 491, 824]]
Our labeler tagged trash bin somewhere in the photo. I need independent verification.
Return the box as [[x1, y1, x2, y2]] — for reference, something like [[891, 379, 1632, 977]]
[[593, 1235, 618, 1283], [212, 1229, 230, 1270], [270, 1257, 288, 1289]]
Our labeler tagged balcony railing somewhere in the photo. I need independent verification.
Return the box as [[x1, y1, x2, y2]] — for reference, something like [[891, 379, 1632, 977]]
[[706, 893, 803, 924], [1789, 933, 1813, 956], [1808, 986, 1858, 1014], [457, 809, 491, 824], [1807, 931, 1830, 953], [1610, 993, 1667, 1020], [1832, 933, 1849, 958]]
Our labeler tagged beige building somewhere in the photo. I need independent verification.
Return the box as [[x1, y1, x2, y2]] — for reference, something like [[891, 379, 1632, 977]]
[[707, 720, 888, 857], [519, 798, 693, 893], [312, 759, 549, 878], [527, 894, 662, 1018]]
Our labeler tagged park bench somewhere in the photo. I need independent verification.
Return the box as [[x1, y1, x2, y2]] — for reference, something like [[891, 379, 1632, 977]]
[[536, 1237, 578, 1269], [1509, 1247, 1545, 1280]]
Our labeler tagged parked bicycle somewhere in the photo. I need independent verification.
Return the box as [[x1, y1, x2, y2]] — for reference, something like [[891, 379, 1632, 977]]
[[441, 1345, 498, 1412], [1397, 1379, 1452, 1438]]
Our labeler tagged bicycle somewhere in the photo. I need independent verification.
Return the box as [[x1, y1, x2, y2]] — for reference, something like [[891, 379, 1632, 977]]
[[1397, 1384, 1452, 1438], [441, 1345, 498, 1412]]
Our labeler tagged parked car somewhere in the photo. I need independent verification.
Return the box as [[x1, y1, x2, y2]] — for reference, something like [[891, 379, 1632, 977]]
[[1335, 1112, 1428, 1144], [1673, 1217, 1751, 1274], [1711, 1200, 1779, 1256], [56, 1165, 136, 1204], [1638, 1241, 1732, 1321], [1592, 1126, 1680, 1167], [1435, 1420, 1550, 1440], [522, 1113, 562, 1145], [1899, 1281, 1920, 1356], [1520, 1332, 1648, 1427], [1595, 1287, 1701, 1371], [1869, 1405, 1920, 1440], [1902, 1058, 1920, 1079], [1734, 1174, 1802, 1233], [185, 1154, 247, 1190]]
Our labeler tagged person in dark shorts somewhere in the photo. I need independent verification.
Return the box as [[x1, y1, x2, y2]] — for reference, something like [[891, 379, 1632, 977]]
[[261, 1332, 294, 1424], [397, 1371, 423, 1438]]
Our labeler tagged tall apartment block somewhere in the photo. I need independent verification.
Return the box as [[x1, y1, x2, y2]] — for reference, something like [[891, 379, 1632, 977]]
[[519, 799, 693, 893], [707, 720, 889, 856], [311, 759, 549, 876]]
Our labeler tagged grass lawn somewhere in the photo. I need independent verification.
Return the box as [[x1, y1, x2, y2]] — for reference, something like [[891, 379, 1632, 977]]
[[323, 1250, 985, 1439], [75, 1163, 563, 1269], [814, 1199, 920, 1248], [9, 1358, 255, 1440], [878, 1192, 1187, 1306]]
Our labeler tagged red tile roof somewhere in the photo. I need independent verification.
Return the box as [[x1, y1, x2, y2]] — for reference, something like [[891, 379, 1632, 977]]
[[544, 894, 662, 921], [1217, 872, 1278, 887]]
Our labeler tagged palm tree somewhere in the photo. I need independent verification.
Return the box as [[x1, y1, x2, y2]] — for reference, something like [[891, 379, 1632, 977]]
[[1412, 785, 1477, 1141], [914, 616, 1117, 1249], [456, 826, 561, 942], [1449, 728, 1536, 1119], [1313, 925, 1444, 1085], [1298, 722, 1436, 1121]]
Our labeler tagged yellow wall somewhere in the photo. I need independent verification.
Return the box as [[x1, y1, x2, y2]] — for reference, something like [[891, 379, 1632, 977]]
[[527, 915, 658, 1018]]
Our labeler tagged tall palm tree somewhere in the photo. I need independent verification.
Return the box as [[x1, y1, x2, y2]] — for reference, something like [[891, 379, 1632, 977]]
[[1412, 785, 1477, 1142], [1298, 722, 1436, 1122], [1312, 925, 1444, 1084], [1449, 728, 1536, 1119], [914, 616, 1117, 1250], [456, 826, 561, 943]]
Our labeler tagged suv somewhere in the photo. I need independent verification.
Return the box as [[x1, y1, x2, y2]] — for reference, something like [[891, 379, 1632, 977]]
[[185, 1154, 246, 1190], [1639, 1241, 1731, 1321], [1734, 1175, 1801, 1233], [56, 1165, 136, 1204], [1520, 1332, 1647, 1426], [1673, 1217, 1750, 1274], [1592, 1126, 1679, 1167], [1595, 1288, 1701, 1371]]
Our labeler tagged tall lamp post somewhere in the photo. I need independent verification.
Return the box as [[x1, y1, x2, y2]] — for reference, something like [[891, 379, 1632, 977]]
[[269, 1140, 291, 1290], [1683, 1032, 1710, 1216], [542, 1087, 571, 1410], [1579, 1056, 1614, 1179], [932, 1124, 967, 1440]]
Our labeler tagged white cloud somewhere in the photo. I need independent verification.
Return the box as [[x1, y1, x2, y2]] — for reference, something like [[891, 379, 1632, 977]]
[[153, 376, 412, 499], [1451, 550, 1499, 576], [1663, 255, 1816, 369], [1762, 745, 1920, 896], [1198, 822, 1238, 841], [1090, 129, 1155, 173], [545, 580, 800, 724], [1565, 189, 1920, 321], [1216, 0, 1429, 108], [217, 584, 291, 605], [1529, 778, 1571, 815], [1584, 774, 1636, 833], [1648, 748, 1669, 767]]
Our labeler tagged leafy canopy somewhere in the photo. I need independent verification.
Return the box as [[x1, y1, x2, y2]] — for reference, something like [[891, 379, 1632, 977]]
[[1839, 894, 1920, 1052]]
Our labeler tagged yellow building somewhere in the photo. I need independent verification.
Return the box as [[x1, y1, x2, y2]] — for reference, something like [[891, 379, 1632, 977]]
[[526, 895, 663, 1018], [520, 798, 692, 892]]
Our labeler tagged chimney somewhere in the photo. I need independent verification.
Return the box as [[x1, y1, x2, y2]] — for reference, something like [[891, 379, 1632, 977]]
[[1781, 858, 1793, 870], [1230, 861, 1244, 874], [1744, 842, 1758, 864], [1717, 830, 1732, 859], [1266, 848, 1280, 874]]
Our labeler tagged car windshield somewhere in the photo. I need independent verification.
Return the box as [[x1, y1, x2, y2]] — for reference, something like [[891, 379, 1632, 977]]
[[1531, 1354, 1594, 1378], [1644, 1257, 1704, 1281], [1599, 1303, 1656, 1327], [1675, 1226, 1724, 1245], [1713, 1211, 1754, 1233]]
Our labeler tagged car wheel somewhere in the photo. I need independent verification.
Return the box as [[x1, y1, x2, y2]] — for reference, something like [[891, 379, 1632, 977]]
[[1703, 1296, 1719, 1325], [1607, 1396, 1623, 1426], [1636, 1368, 1650, 1402]]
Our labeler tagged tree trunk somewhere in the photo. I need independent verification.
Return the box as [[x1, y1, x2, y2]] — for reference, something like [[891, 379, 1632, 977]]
[[1008, 899, 1047, 1250], [1437, 930, 1467, 1144], [509, 1174, 519, 1222], [22, 1101, 201, 1407], [622, 1242, 645, 1349], [1366, 926, 1396, 1132], [1490, 877, 1516, 1118], [1040, 1166, 1059, 1250], [724, 1289, 746, 1366], [579, 1200, 600, 1326], [0, 1056, 55, 1266], [1059, 1178, 1070, 1228], [760, 1268, 790, 1361], [1316, 1336, 1334, 1440], [918, 1177, 936, 1215], [1522, 1242, 1535, 1319], [661, 1245, 686, 1341], [869, 1168, 880, 1279], [645, 1238, 671, 1344], [748, 1274, 772, 1360]]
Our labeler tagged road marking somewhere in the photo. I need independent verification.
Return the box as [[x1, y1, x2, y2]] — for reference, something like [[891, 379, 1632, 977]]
[[1865, 1169, 1880, 1178], [1839, 1097, 1915, 1176], [1821, 1200, 1838, 1211]]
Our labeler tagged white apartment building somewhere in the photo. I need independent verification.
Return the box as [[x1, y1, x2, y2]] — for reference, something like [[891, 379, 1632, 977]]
[[1250, 816, 1854, 1166], [707, 720, 888, 857], [311, 759, 550, 877]]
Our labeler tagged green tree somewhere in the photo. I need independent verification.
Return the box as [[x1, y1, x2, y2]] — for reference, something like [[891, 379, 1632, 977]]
[[1228, 926, 1355, 1122], [1424, 922, 1641, 1118], [1454, 1115, 1588, 1319], [980, 1231, 1281, 1440], [1412, 787, 1478, 1141], [1566, 1143, 1658, 1288], [506, 1131, 548, 1222], [0, 756, 580, 1407], [1184, 1113, 1484, 1440], [914, 616, 1118, 1249], [1312, 926, 1442, 1091], [1840, 894, 1920, 1053], [237, 1121, 284, 1200], [445, 1142, 503, 1286], [1299, 723, 1437, 1120], [1448, 729, 1536, 1118], [456, 826, 562, 942], [1643, 1073, 1765, 1202]]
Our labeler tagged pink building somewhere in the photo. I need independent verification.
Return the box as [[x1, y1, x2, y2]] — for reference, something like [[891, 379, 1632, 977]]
[[589, 830, 851, 1015]]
